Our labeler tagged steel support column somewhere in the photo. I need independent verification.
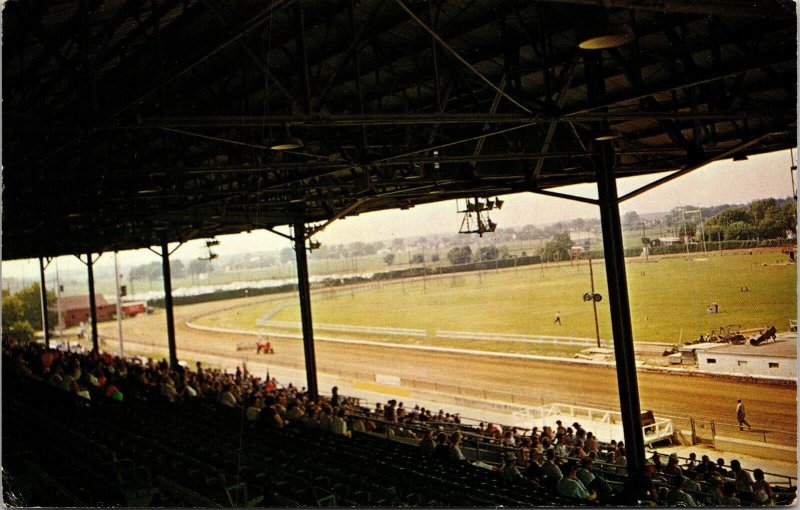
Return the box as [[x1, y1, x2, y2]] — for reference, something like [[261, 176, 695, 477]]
[[38, 257, 50, 348], [593, 139, 645, 475], [293, 223, 318, 399], [161, 241, 178, 367], [86, 252, 99, 352]]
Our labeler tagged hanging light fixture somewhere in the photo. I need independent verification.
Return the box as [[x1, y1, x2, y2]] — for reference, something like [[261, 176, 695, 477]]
[[594, 129, 621, 141], [578, 18, 633, 50], [270, 125, 304, 151]]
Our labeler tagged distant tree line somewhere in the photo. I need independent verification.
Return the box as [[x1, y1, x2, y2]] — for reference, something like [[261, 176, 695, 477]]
[[700, 198, 795, 241]]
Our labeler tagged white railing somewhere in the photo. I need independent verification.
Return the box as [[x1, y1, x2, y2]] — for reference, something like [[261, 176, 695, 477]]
[[436, 330, 603, 347], [255, 320, 427, 337], [512, 402, 673, 444], [644, 418, 673, 445]]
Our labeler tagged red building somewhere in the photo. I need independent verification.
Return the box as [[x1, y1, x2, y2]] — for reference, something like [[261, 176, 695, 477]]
[[53, 295, 116, 328]]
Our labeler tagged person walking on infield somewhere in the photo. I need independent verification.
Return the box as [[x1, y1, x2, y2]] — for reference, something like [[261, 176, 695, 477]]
[[736, 399, 751, 430], [554, 311, 561, 325]]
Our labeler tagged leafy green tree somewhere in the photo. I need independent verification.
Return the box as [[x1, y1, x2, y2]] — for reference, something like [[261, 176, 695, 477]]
[[749, 198, 778, 224], [6, 321, 35, 343], [410, 254, 424, 264], [706, 207, 750, 227], [677, 223, 696, 238], [383, 253, 395, 266], [2, 293, 36, 343], [724, 221, 756, 240], [171, 259, 187, 278], [15, 283, 57, 331], [622, 211, 641, 228], [447, 246, 472, 265], [701, 224, 724, 243], [2, 294, 24, 328], [189, 258, 213, 275], [541, 232, 572, 262], [479, 245, 499, 261]]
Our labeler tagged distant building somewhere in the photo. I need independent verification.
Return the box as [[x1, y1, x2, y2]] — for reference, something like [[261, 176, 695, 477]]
[[695, 339, 796, 379], [650, 237, 682, 247], [570, 233, 598, 246], [52, 294, 115, 327]]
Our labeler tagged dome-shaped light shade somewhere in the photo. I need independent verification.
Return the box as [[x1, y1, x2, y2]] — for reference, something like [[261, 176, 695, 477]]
[[594, 130, 620, 141], [578, 24, 633, 50], [271, 136, 304, 151]]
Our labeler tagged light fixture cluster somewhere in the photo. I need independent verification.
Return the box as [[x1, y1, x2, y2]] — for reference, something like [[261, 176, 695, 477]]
[[458, 197, 502, 237], [200, 238, 219, 260], [304, 224, 323, 252]]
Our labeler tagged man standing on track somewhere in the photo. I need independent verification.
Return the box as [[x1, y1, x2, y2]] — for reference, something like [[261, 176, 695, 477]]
[[736, 399, 752, 430], [554, 311, 562, 325]]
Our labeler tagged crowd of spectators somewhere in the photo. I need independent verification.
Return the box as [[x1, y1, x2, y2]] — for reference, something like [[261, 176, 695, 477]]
[[4, 338, 792, 507]]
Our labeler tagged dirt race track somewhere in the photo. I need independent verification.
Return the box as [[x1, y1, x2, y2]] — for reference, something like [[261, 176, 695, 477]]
[[96, 293, 797, 445]]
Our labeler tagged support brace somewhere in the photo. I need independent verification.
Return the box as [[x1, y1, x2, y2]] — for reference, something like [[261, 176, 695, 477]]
[[86, 252, 99, 352], [161, 239, 178, 368], [293, 222, 319, 399]]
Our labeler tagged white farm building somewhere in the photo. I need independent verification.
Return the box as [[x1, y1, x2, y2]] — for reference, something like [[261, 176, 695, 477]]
[[695, 338, 796, 380]]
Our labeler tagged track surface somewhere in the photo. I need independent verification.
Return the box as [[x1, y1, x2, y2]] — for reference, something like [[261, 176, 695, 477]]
[[97, 293, 796, 440]]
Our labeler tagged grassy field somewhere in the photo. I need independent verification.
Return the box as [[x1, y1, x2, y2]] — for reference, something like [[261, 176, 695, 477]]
[[193, 250, 796, 343]]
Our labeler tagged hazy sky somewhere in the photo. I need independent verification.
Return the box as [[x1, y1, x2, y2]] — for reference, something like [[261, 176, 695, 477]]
[[3, 149, 796, 280]]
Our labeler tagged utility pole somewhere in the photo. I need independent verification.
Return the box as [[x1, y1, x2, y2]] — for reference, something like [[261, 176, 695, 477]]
[[589, 257, 602, 348]]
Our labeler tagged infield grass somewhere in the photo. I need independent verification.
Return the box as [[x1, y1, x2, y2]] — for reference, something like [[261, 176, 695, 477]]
[[193, 250, 796, 344]]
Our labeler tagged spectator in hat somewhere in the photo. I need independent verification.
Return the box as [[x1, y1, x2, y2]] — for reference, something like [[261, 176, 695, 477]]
[[557, 460, 597, 502], [498, 451, 525, 482], [577, 457, 612, 499]]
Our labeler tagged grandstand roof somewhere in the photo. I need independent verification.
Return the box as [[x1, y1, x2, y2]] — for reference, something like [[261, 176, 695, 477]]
[[2, 0, 796, 260]]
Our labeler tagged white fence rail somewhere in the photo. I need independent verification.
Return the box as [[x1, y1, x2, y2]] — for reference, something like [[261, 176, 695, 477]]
[[511, 403, 673, 445], [436, 330, 603, 347], [255, 320, 427, 337]]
